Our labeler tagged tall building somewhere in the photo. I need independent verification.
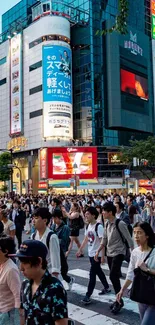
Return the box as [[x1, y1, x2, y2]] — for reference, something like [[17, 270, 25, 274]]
[[0, 0, 153, 193]]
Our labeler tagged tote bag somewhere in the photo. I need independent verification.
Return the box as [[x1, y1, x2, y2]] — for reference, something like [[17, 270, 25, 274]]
[[130, 248, 155, 305]]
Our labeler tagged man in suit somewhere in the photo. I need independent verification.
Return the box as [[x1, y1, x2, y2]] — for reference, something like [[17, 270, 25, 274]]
[[9, 200, 26, 248]]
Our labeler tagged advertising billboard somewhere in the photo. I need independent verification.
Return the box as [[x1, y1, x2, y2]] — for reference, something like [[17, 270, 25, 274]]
[[151, 0, 155, 39], [39, 148, 47, 180], [121, 69, 148, 100], [48, 147, 97, 180], [10, 33, 22, 135], [42, 44, 73, 139]]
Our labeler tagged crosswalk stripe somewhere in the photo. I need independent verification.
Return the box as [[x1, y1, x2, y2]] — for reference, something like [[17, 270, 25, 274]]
[[68, 268, 126, 287], [68, 303, 129, 325], [102, 263, 128, 275], [64, 282, 138, 314]]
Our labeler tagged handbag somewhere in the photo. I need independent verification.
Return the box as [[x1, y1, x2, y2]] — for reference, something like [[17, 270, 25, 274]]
[[130, 248, 155, 305]]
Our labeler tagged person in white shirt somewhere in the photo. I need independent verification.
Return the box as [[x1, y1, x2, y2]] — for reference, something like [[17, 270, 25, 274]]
[[76, 207, 110, 305], [32, 208, 61, 278], [117, 222, 155, 325]]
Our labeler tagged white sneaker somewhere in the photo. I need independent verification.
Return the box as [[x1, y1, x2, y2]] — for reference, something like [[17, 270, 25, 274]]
[[67, 277, 75, 291]]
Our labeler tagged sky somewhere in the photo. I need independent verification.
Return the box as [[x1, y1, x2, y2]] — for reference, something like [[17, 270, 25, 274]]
[[0, 1, 20, 33]]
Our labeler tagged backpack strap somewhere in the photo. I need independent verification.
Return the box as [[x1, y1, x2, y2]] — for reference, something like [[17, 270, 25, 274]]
[[115, 219, 126, 244], [144, 248, 154, 263], [95, 222, 101, 237], [46, 231, 55, 249], [32, 231, 36, 240]]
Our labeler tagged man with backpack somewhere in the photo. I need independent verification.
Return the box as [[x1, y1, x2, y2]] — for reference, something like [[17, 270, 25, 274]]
[[32, 208, 61, 278], [95, 202, 134, 315], [51, 209, 75, 290], [76, 207, 110, 305]]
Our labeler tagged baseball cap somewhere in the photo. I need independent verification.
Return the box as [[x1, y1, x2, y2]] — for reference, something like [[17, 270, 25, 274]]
[[9, 240, 48, 259]]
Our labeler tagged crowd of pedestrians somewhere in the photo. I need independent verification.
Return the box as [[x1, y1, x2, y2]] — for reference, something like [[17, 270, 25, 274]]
[[0, 191, 155, 324]]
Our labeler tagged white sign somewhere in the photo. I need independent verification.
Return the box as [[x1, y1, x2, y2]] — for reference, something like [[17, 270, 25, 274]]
[[124, 31, 143, 56], [10, 34, 22, 135]]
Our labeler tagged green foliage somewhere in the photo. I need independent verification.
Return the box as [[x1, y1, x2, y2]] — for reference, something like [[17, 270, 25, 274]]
[[0, 152, 11, 182], [96, 0, 129, 36], [0, 184, 8, 193], [121, 137, 155, 180]]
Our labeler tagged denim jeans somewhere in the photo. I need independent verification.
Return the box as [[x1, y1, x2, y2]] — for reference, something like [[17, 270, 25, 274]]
[[138, 303, 155, 325], [86, 256, 109, 297], [0, 308, 20, 325]]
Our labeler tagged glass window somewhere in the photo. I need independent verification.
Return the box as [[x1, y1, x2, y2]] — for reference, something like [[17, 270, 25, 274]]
[[29, 61, 42, 72], [0, 78, 7, 86], [30, 109, 43, 118], [0, 57, 7, 65], [29, 85, 42, 95]]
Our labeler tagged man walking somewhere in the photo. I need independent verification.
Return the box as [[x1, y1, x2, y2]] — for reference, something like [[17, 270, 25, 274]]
[[11, 240, 68, 325], [32, 208, 61, 278], [9, 200, 26, 248], [95, 202, 134, 314], [77, 207, 110, 304]]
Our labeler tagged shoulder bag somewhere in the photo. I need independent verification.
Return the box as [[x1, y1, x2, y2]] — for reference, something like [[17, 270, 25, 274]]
[[130, 248, 155, 305]]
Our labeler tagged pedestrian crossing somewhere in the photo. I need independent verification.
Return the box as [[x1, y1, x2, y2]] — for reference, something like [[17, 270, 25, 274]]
[[63, 263, 140, 325]]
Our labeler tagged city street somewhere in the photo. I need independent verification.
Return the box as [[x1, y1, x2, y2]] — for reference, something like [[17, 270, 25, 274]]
[[23, 230, 140, 325]]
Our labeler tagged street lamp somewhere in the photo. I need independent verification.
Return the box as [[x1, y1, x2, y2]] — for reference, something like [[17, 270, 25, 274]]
[[7, 164, 22, 195], [73, 163, 78, 195]]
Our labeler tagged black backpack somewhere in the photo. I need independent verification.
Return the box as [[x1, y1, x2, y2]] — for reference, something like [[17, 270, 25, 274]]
[[86, 222, 101, 236], [115, 219, 131, 262], [32, 231, 68, 275]]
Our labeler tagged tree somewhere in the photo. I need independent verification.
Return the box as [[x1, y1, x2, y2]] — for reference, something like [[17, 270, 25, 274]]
[[0, 152, 11, 182], [121, 136, 155, 181]]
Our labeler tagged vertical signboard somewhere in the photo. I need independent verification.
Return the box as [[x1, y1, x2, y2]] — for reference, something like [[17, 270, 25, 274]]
[[42, 44, 73, 138], [39, 148, 47, 180], [151, 0, 155, 39], [10, 33, 22, 135]]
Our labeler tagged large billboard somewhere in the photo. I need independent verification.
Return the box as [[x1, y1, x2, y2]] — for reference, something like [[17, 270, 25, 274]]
[[42, 44, 73, 139], [121, 69, 148, 101], [151, 0, 155, 39], [10, 33, 22, 135], [47, 147, 97, 180]]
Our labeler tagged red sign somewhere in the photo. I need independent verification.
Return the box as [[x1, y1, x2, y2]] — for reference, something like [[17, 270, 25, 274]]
[[151, 0, 155, 15], [47, 147, 97, 180], [39, 148, 47, 180], [38, 181, 47, 189], [121, 69, 148, 100]]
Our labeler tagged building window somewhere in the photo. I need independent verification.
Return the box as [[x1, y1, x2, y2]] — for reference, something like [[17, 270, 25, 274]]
[[29, 34, 70, 49], [0, 78, 6, 86], [0, 57, 6, 65], [29, 61, 42, 72], [29, 85, 42, 95], [30, 109, 43, 119]]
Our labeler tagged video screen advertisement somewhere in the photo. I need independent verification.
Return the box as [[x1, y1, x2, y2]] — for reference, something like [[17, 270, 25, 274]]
[[47, 147, 98, 180], [121, 69, 148, 101], [42, 44, 73, 139]]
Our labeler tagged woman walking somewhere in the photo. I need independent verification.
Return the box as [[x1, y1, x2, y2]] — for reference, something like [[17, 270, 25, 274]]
[[0, 235, 21, 325], [62, 203, 84, 257], [117, 222, 155, 325]]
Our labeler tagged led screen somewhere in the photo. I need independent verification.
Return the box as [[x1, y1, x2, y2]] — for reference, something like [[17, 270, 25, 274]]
[[53, 152, 93, 175], [121, 69, 148, 100]]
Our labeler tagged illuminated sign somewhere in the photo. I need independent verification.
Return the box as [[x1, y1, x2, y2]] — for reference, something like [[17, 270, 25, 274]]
[[7, 137, 27, 151], [108, 153, 121, 164], [10, 33, 22, 135], [48, 147, 98, 180], [151, 1, 155, 39], [121, 69, 148, 101], [42, 44, 73, 139], [124, 31, 143, 56], [38, 181, 48, 189], [39, 148, 47, 180]]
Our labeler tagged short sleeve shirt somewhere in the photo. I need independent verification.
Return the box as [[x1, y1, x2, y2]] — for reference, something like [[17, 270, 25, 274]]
[[21, 270, 68, 325], [85, 223, 104, 257]]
